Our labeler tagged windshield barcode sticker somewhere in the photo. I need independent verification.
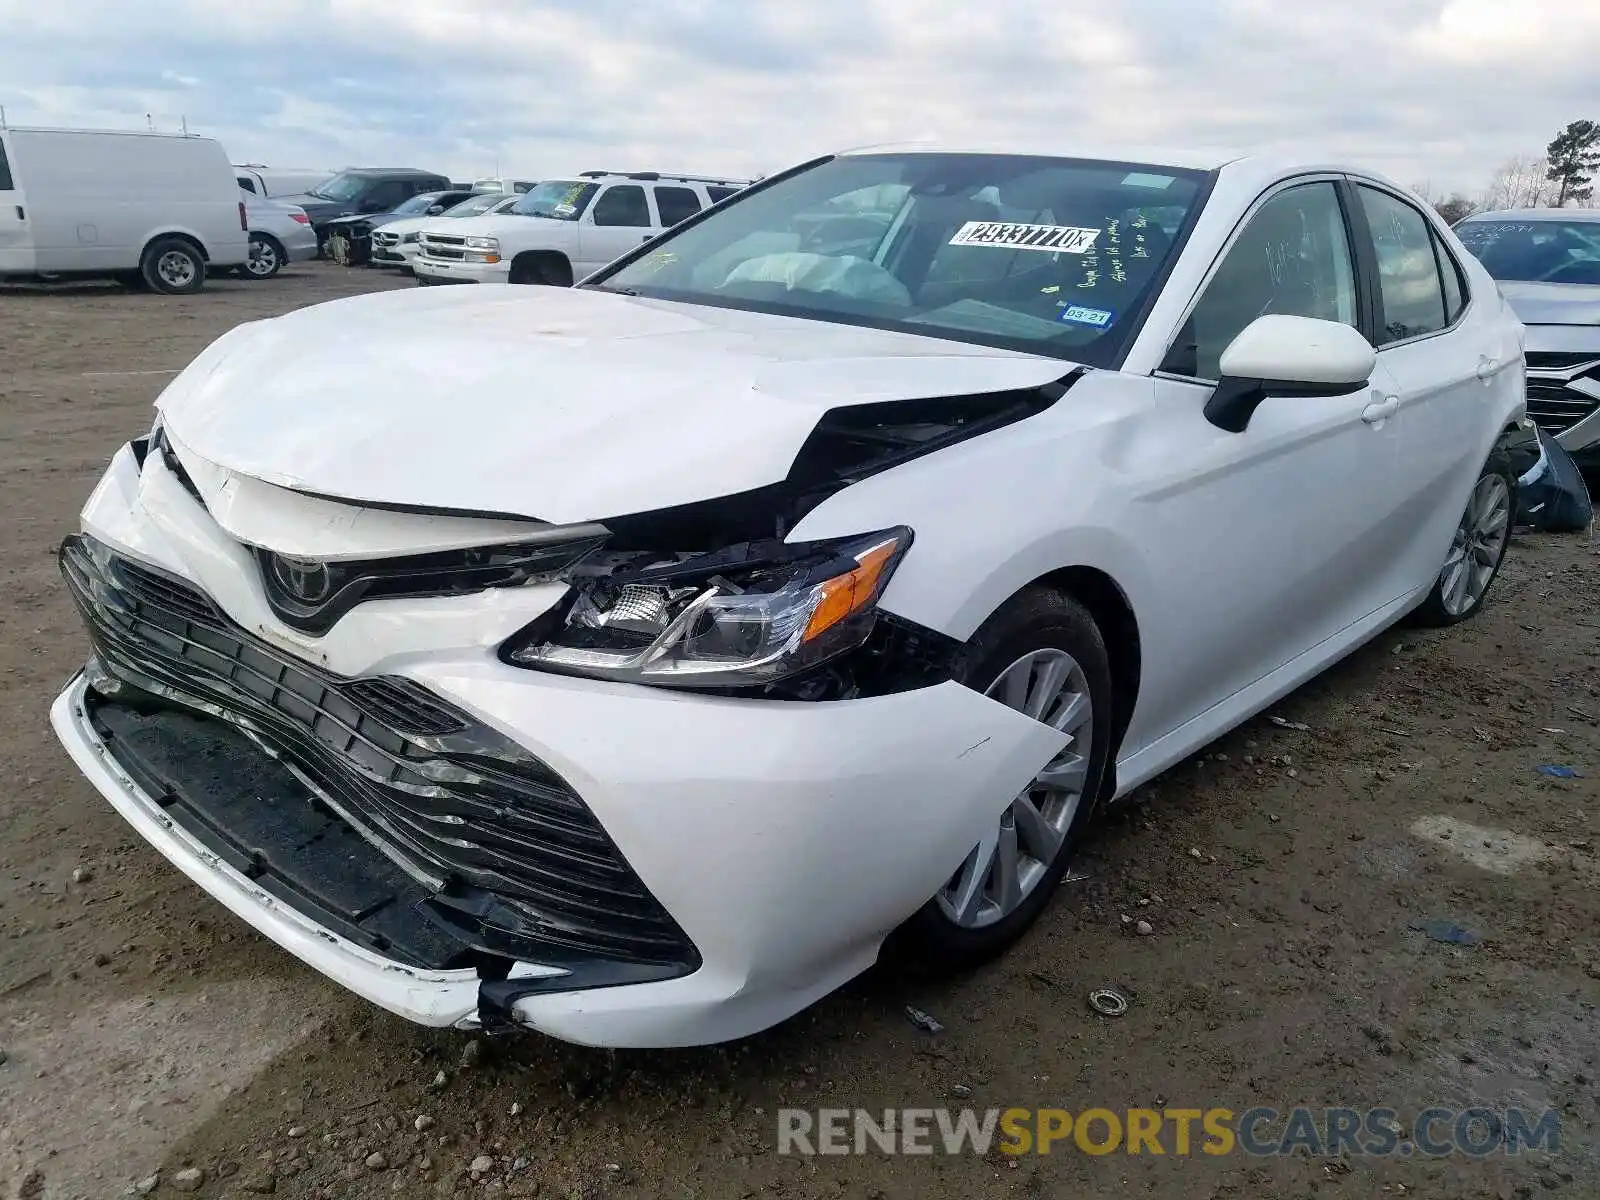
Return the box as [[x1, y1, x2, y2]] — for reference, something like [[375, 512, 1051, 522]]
[[949, 222, 1101, 253]]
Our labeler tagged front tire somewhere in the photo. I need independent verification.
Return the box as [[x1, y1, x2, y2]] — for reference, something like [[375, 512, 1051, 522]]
[[891, 587, 1113, 972], [1409, 456, 1514, 627], [140, 237, 205, 295]]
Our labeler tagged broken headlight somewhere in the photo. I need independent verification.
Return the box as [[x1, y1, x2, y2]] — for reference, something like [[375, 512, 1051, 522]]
[[506, 528, 911, 688]]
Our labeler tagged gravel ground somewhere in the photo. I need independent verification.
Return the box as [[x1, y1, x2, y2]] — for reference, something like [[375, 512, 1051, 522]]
[[1, 262, 1597, 1200]]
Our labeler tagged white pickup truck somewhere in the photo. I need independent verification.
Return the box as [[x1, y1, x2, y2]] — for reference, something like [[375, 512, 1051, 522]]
[[412, 171, 746, 286]]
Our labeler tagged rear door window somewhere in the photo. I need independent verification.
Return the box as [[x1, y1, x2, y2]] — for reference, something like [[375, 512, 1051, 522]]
[[654, 186, 702, 227], [1433, 228, 1468, 322], [1356, 186, 1448, 344], [591, 184, 651, 228]]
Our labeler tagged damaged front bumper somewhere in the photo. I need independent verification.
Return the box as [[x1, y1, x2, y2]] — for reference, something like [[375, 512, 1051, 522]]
[[52, 672, 509, 1028], [48, 446, 1067, 1047]]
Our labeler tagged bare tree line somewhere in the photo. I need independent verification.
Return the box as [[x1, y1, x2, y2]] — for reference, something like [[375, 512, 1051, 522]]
[[1413, 119, 1600, 224]]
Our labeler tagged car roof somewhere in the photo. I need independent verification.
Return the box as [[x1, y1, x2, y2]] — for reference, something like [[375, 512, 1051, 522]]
[[1462, 208, 1600, 223], [342, 167, 446, 177], [830, 141, 1407, 184], [834, 140, 1245, 172]]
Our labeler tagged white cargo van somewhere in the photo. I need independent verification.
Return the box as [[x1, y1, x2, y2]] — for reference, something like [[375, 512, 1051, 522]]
[[0, 126, 249, 293]]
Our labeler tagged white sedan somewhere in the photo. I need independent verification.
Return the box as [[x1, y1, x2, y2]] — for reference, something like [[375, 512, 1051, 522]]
[[51, 144, 1525, 1048]]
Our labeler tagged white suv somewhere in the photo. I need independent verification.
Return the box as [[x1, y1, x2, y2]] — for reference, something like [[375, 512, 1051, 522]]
[[413, 171, 747, 286]]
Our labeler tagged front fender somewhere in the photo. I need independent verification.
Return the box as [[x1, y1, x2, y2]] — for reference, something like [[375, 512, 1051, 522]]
[[787, 401, 1153, 644]]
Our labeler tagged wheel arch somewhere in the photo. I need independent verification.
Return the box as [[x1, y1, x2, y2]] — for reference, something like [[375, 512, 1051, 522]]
[[140, 228, 210, 263], [1030, 564, 1141, 787], [892, 548, 1145, 803], [508, 249, 573, 285]]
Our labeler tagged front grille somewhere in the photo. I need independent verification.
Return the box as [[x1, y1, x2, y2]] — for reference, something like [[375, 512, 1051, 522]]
[[1525, 353, 1600, 437], [60, 535, 696, 967], [372, 230, 400, 248], [421, 233, 467, 261], [1526, 351, 1600, 371]]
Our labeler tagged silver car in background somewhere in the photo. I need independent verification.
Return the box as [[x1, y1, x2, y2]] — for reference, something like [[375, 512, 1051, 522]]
[[371, 192, 523, 273], [238, 188, 320, 280], [1455, 209, 1600, 469]]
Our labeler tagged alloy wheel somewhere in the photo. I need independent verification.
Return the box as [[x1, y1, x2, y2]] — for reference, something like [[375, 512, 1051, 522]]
[[1440, 474, 1511, 616], [245, 238, 280, 278], [937, 648, 1094, 929]]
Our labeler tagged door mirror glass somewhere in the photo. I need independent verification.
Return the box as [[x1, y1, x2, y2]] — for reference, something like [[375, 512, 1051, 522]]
[[1206, 315, 1376, 433]]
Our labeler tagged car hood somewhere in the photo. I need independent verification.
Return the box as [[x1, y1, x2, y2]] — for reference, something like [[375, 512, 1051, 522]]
[[1497, 281, 1600, 326], [428, 213, 555, 238], [280, 195, 349, 221], [377, 215, 440, 237], [328, 212, 403, 229], [155, 285, 1070, 524]]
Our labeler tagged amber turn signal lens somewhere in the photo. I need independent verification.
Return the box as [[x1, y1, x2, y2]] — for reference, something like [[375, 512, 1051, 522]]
[[802, 538, 901, 643]]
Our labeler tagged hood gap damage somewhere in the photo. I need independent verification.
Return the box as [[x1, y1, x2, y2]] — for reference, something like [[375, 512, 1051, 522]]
[[601, 369, 1084, 549], [145, 373, 1080, 675]]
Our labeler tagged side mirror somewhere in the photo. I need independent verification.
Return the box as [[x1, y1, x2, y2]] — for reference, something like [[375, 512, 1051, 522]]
[[1206, 315, 1376, 433], [427, 205, 444, 215]]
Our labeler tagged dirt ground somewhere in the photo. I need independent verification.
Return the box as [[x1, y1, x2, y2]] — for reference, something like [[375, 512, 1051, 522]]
[[1, 262, 1597, 1200]]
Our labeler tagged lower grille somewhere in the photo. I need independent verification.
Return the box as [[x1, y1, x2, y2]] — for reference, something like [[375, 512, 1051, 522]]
[[60, 535, 696, 968]]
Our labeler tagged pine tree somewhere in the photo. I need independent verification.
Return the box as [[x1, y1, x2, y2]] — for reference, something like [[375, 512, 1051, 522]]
[[1545, 120, 1600, 207]]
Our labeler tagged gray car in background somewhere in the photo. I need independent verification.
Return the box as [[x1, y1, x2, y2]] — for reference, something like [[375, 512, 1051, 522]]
[[1455, 209, 1600, 469], [238, 188, 319, 280]]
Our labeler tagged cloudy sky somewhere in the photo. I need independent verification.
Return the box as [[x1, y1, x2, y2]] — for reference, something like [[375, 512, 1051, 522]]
[[1, 0, 1595, 196]]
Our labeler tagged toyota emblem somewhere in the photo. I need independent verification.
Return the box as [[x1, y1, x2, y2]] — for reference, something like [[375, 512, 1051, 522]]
[[270, 554, 333, 604]]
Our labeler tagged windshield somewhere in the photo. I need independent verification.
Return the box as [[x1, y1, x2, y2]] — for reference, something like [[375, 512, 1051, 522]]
[[511, 180, 599, 220], [594, 154, 1208, 364], [1456, 219, 1600, 286], [444, 193, 514, 217], [393, 193, 446, 215], [308, 172, 368, 202]]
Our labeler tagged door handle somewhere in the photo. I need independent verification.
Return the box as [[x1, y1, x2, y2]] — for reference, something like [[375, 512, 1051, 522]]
[[12, 206, 21, 221], [1476, 356, 1499, 381], [1361, 395, 1400, 424]]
